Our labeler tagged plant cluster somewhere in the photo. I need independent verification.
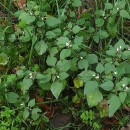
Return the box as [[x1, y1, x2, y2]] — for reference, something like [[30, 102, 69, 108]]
[[0, 0, 130, 129]]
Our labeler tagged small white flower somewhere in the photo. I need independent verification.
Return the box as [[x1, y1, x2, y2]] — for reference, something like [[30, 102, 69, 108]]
[[30, 76, 33, 79], [41, 17, 44, 20], [80, 57, 83, 59], [122, 84, 126, 88], [104, 17, 107, 19], [22, 31, 25, 35], [114, 71, 117, 75], [92, 74, 96, 77], [95, 75, 99, 79], [57, 76, 60, 78], [119, 46, 122, 49], [116, 7, 119, 11], [29, 72, 32, 76], [128, 47, 130, 50], [102, 13, 105, 16], [20, 103, 24, 106], [69, 44, 72, 48], [116, 48, 119, 52], [30, 12, 33, 15], [125, 87, 129, 91]]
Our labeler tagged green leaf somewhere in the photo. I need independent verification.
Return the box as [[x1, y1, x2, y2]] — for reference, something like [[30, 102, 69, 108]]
[[100, 81, 114, 91], [99, 30, 109, 39], [35, 40, 48, 55], [107, 16, 117, 38], [79, 70, 95, 83], [56, 60, 71, 72], [105, 2, 113, 10], [78, 59, 89, 70], [57, 37, 70, 48], [84, 81, 103, 107], [0, 53, 9, 66], [46, 16, 60, 27], [108, 95, 121, 117], [122, 51, 130, 60], [51, 81, 63, 99], [106, 48, 116, 56], [73, 78, 83, 88], [86, 54, 98, 64], [105, 63, 115, 74], [96, 63, 104, 73], [59, 72, 69, 80], [74, 36, 83, 45], [49, 47, 58, 56], [22, 78, 33, 93], [31, 108, 41, 121], [87, 89, 103, 107], [23, 109, 29, 120], [120, 10, 130, 19], [46, 56, 57, 66], [119, 92, 127, 103], [114, 39, 125, 50], [7, 92, 19, 104], [46, 31, 56, 39], [84, 81, 98, 94], [72, 0, 82, 7], [38, 82, 51, 90], [72, 25, 82, 34], [28, 99, 35, 107], [95, 18, 104, 27], [60, 49, 71, 59], [19, 12, 36, 24]]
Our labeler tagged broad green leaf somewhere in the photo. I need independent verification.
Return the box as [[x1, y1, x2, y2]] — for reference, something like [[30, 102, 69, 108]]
[[119, 92, 127, 103], [46, 31, 56, 39], [51, 81, 63, 99], [57, 37, 70, 48], [46, 56, 57, 66], [79, 70, 95, 83], [122, 51, 130, 60], [46, 16, 60, 27], [0, 53, 9, 66], [19, 12, 36, 24], [31, 108, 42, 121], [108, 95, 121, 117], [38, 82, 51, 90], [78, 59, 89, 70], [120, 10, 130, 19], [106, 48, 116, 56], [74, 36, 83, 45], [60, 49, 71, 59], [95, 18, 104, 27], [28, 99, 35, 107], [100, 80, 114, 91], [73, 78, 83, 88], [22, 78, 33, 93], [96, 63, 104, 73], [99, 30, 109, 39], [86, 89, 103, 107], [84, 81, 102, 107], [107, 16, 117, 38], [105, 2, 113, 9], [23, 109, 29, 120], [49, 47, 58, 56], [72, 25, 82, 34], [114, 39, 125, 50], [59, 72, 69, 80], [105, 63, 115, 74], [86, 54, 98, 64], [84, 81, 98, 94], [35, 40, 48, 55], [56, 60, 71, 72], [7, 92, 19, 103], [72, 0, 82, 7]]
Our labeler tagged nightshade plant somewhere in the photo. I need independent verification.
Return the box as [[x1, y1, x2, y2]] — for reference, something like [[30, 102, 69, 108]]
[[0, 0, 130, 129]]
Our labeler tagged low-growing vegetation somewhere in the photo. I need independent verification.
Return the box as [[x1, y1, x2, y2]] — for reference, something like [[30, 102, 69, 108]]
[[0, 0, 130, 129]]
